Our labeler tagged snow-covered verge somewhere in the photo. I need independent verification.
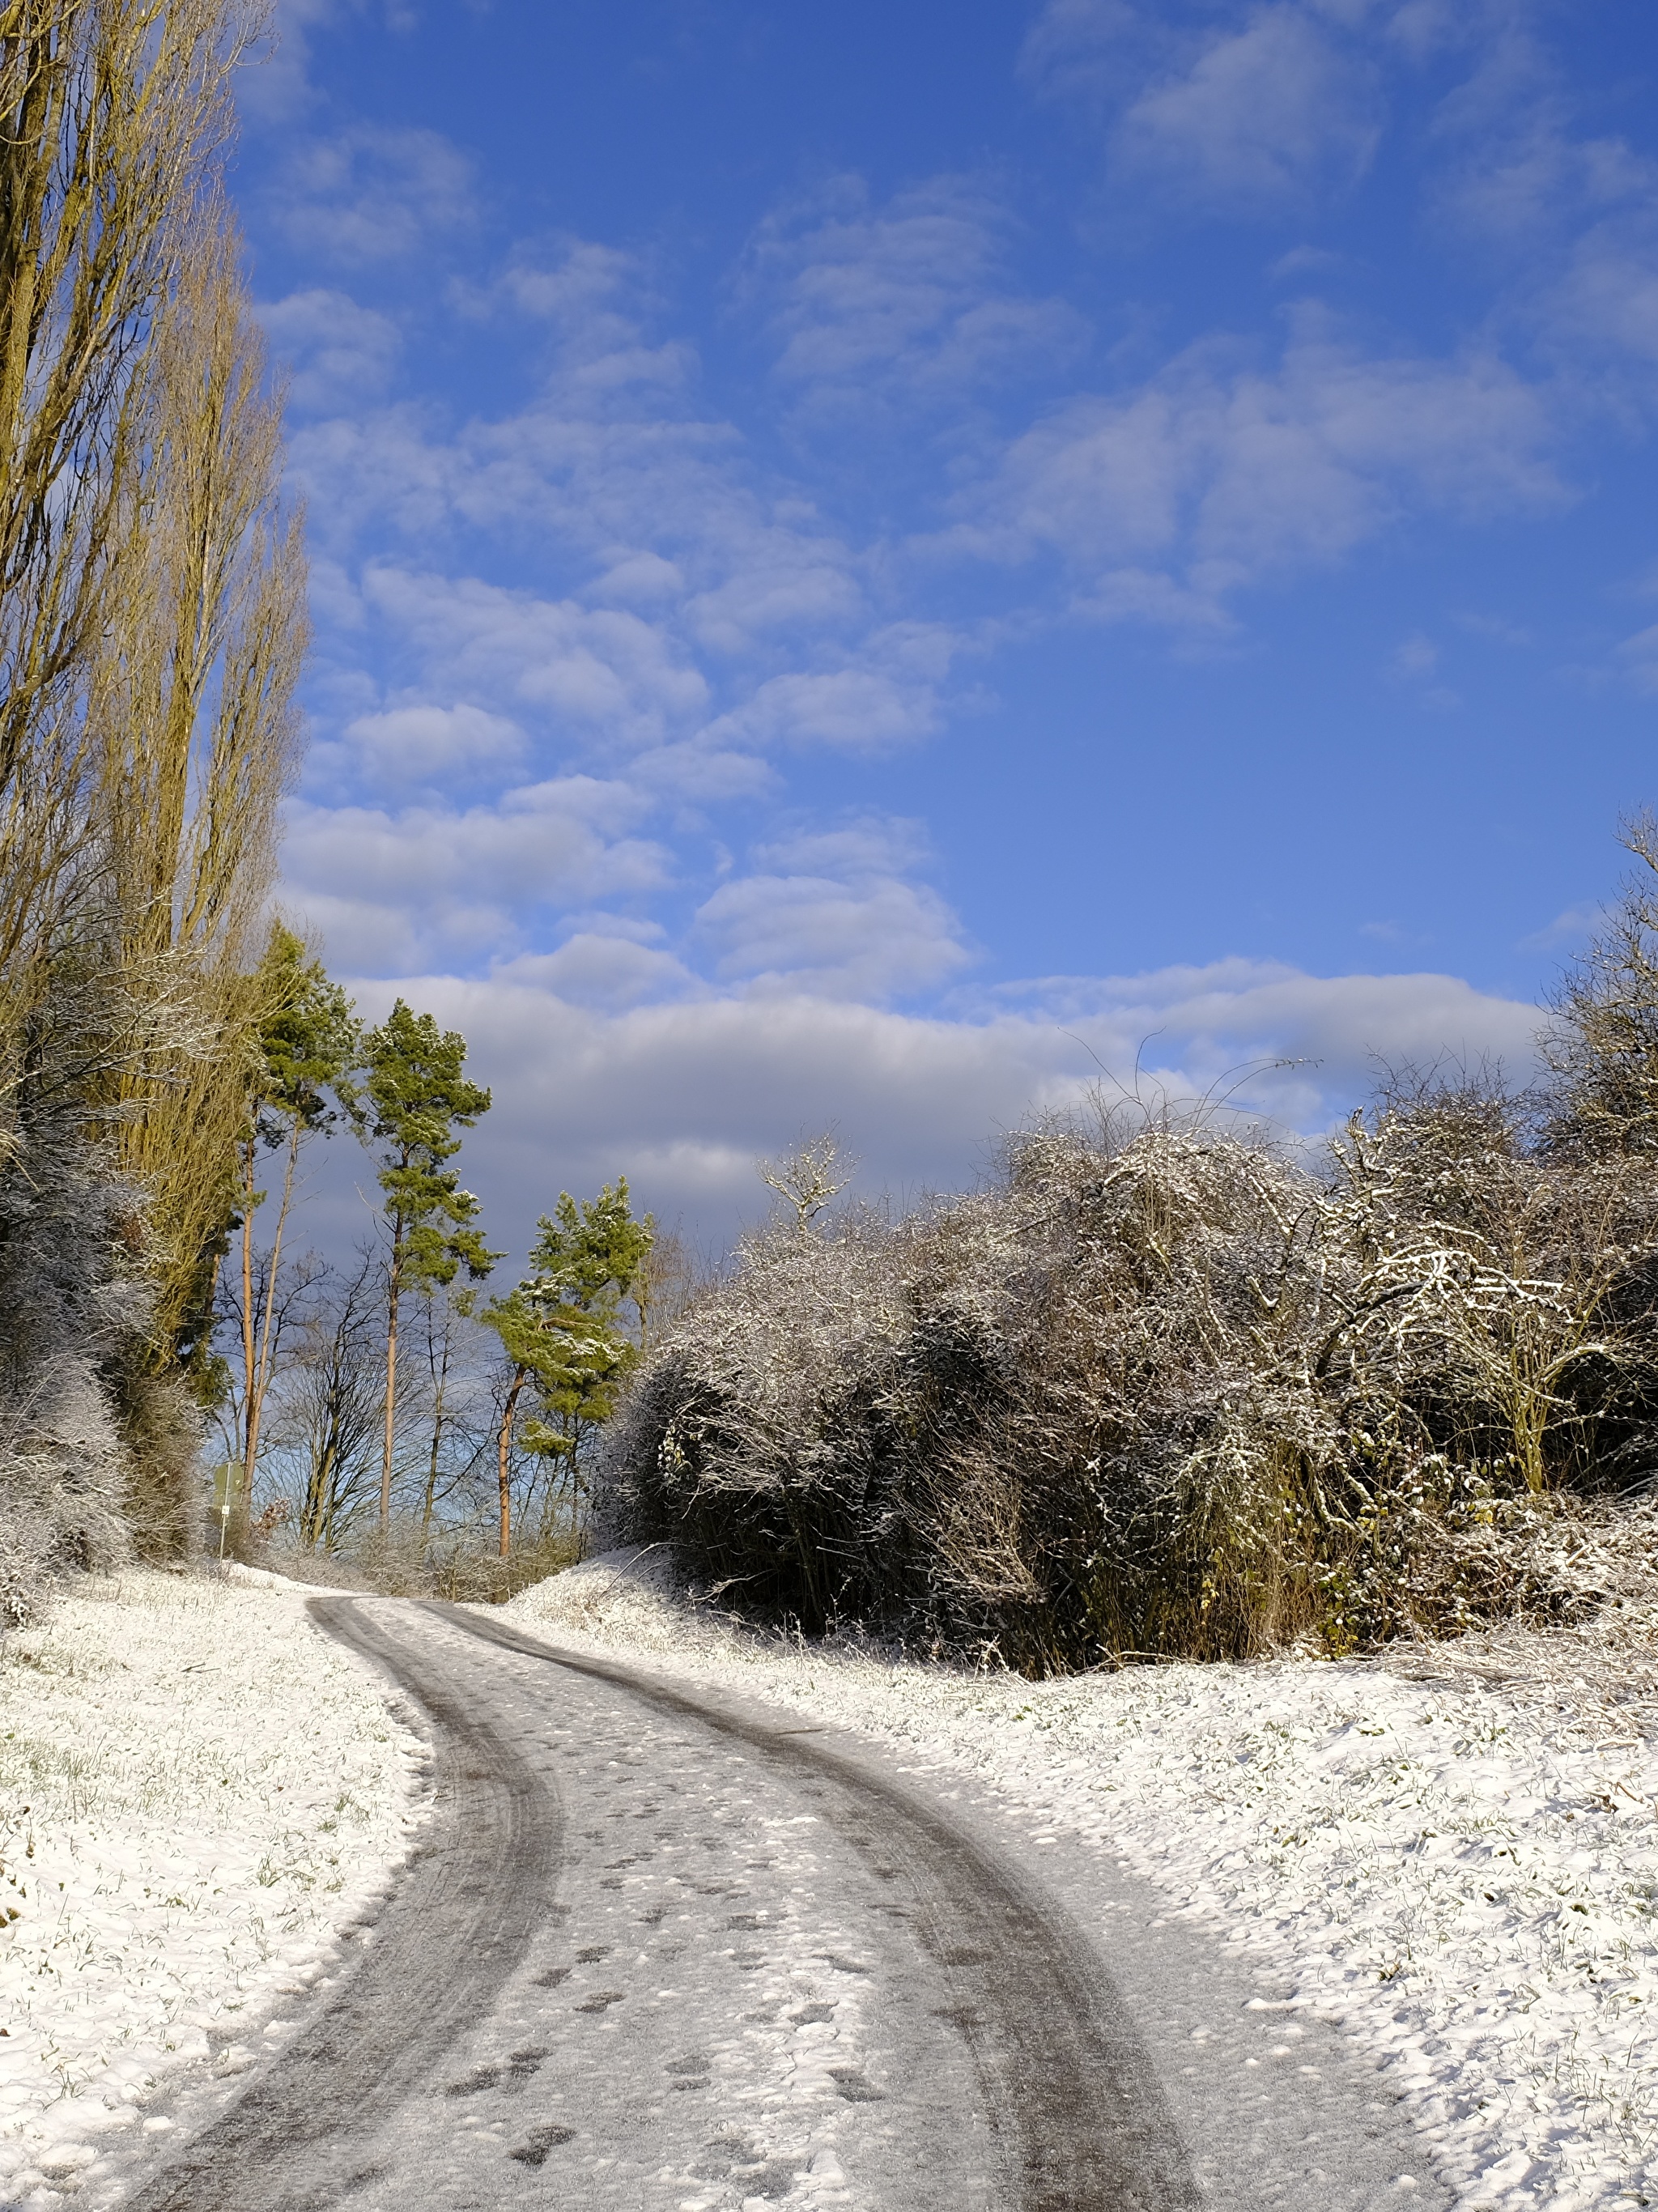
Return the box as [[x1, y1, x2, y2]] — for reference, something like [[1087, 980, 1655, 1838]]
[[0, 1567, 427, 2203], [504, 1549, 1658, 2212]]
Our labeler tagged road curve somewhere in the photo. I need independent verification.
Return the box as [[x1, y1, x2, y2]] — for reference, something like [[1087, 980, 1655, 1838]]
[[127, 1597, 1199, 2212]]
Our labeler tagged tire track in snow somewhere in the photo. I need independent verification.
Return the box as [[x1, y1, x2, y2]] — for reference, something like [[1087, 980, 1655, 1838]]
[[438, 1602, 1197, 2212], [123, 1597, 563, 2211], [124, 1597, 1196, 2212]]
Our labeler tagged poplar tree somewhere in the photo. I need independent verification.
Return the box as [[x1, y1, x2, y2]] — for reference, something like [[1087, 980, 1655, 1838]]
[[0, 0, 265, 999], [0, 0, 308, 1578], [100, 191, 308, 1379], [358, 1002, 496, 1534]]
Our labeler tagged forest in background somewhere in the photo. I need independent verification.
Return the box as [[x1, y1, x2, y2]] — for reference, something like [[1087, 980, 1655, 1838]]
[[215, 951, 675, 1597]]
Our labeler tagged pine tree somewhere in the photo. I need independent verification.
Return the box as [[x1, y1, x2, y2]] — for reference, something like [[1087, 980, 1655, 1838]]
[[358, 1002, 496, 1534], [481, 1180, 653, 1556], [233, 926, 359, 1495]]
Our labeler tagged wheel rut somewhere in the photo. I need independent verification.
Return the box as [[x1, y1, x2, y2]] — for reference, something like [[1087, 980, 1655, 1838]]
[[124, 1599, 563, 2212], [127, 1597, 1197, 2212], [433, 1602, 1196, 2212]]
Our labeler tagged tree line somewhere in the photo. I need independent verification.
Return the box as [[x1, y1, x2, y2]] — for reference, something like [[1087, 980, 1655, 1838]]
[[0, 0, 304, 1623], [0, 0, 661, 1619], [216, 933, 661, 1588]]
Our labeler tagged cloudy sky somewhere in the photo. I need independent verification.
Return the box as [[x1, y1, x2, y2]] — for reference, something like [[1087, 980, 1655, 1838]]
[[237, 0, 1657, 1257]]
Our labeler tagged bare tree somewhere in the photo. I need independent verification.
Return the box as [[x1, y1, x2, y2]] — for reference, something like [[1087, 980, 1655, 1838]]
[[274, 1253, 385, 1555], [757, 1133, 856, 1233], [636, 1225, 701, 1348], [1544, 811, 1658, 1159], [97, 191, 307, 1376]]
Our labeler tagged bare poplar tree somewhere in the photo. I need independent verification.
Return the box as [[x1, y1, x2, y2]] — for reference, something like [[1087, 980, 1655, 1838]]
[[0, 0, 306, 1589], [1545, 811, 1658, 1158], [0, 0, 264, 1005], [96, 192, 308, 1374]]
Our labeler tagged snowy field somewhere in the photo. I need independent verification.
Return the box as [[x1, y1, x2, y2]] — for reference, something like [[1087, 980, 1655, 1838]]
[[3, 1551, 1652, 2210], [0, 1568, 426, 2205], [504, 1551, 1658, 2212]]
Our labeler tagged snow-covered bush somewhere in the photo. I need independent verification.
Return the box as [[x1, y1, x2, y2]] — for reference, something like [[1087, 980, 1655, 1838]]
[[0, 973, 151, 1627], [603, 1091, 1658, 1670], [0, 946, 193, 1627]]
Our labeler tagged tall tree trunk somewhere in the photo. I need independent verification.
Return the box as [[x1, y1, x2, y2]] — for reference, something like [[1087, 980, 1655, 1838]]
[[244, 1114, 299, 1486], [380, 1250, 401, 1537], [239, 1133, 256, 1476], [498, 1365, 526, 1559], [419, 1299, 453, 1557]]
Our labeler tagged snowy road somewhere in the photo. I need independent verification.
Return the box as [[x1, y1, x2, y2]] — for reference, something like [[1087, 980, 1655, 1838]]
[[125, 1597, 1198, 2212]]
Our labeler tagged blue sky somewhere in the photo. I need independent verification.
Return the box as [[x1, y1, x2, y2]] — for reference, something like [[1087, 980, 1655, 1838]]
[[237, 0, 1658, 1252]]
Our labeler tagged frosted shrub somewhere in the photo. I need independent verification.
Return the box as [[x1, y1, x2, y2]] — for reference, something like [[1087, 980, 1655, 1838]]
[[0, 955, 160, 1624], [605, 1094, 1658, 1672]]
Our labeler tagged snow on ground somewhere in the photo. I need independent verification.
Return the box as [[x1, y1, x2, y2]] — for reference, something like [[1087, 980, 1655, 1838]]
[[503, 1549, 1658, 2212], [0, 1567, 427, 2204]]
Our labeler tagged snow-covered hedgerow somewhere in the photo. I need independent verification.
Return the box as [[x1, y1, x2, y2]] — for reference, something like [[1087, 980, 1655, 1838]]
[[605, 1091, 1658, 1670], [0, 1568, 427, 2201], [506, 1549, 1658, 2212]]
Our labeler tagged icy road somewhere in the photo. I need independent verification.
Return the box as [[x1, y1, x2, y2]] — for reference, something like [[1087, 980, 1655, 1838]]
[[124, 1599, 1438, 2212]]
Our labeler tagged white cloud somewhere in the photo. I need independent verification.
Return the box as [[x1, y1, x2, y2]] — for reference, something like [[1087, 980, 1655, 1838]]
[[973, 955, 1542, 1121], [272, 125, 475, 264], [258, 290, 401, 413], [701, 667, 942, 753], [240, 0, 343, 121], [1618, 621, 1658, 695], [359, 568, 711, 750], [280, 776, 669, 970], [295, 958, 1541, 1264], [1553, 228, 1658, 364], [627, 740, 779, 805], [1020, 2, 1384, 215], [1418, 23, 1658, 383], [742, 176, 1087, 410], [267, 229, 971, 803], [960, 324, 1562, 607], [1388, 630, 1459, 707], [1018, 0, 1156, 104], [287, 406, 457, 551], [495, 933, 702, 1011], [681, 555, 866, 658], [754, 821, 934, 878], [1119, 7, 1383, 211], [1520, 902, 1602, 954], [331, 702, 527, 786], [472, 238, 699, 405], [693, 819, 973, 1002]]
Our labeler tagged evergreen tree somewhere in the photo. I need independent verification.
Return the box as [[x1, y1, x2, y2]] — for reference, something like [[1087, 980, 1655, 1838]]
[[481, 1180, 652, 1555], [359, 1002, 497, 1534], [233, 926, 359, 1493]]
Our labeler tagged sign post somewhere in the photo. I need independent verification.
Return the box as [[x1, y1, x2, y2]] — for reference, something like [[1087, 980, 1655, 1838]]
[[211, 1461, 243, 1561]]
